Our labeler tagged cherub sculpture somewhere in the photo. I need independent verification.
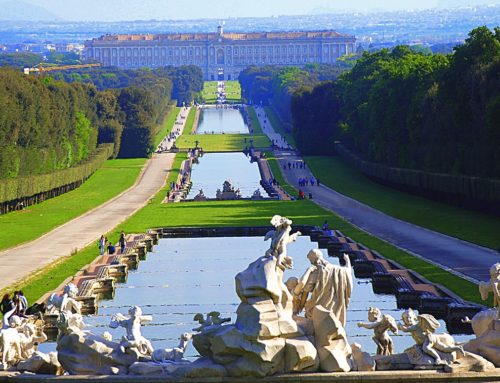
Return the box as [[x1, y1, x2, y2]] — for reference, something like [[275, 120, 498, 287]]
[[192, 311, 230, 332], [264, 215, 301, 270], [398, 308, 464, 365], [357, 307, 398, 355], [151, 333, 192, 363], [479, 263, 500, 319], [0, 315, 22, 368], [109, 306, 153, 357]]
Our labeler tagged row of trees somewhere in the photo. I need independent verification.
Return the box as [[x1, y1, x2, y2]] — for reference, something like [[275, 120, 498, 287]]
[[0, 68, 99, 178], [51, 65, 203, 106], [291, 26, 499, 179], [0, 64, 204, 178], [239, 64, 347, 126]]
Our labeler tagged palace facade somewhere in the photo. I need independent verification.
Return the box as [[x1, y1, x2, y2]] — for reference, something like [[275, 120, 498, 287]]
[[84, 27, 356, 80]]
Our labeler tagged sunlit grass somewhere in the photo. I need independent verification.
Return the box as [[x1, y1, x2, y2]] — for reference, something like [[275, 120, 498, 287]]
[[176, 134, 271, 151]]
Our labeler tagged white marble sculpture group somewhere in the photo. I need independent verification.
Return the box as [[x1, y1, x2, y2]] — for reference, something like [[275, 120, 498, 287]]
[[1, 216, 499, 377]]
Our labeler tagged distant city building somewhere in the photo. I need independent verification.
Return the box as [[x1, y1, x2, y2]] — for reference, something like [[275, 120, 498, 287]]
[[84, 26, 356, 80]]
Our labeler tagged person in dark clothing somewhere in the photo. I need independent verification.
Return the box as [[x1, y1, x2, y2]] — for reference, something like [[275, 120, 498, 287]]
[[119, 231, 126, 254], [1, 294, 14, 315], [107, 241, 116, 255]]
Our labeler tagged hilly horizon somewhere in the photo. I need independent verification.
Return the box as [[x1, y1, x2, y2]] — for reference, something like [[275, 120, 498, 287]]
[[0, 0, 63, 21]]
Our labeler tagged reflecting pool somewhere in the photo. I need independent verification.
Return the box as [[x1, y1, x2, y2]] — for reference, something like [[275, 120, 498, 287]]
[[71, 236, 471, 359], [196, 107, 248, 134], [186, 152, 265, 199]]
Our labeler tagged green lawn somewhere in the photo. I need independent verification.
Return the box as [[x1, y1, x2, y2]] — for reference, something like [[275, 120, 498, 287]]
[[0, 158, 146, 251], [305, 156, 500, 250], [247, 106, 263, 134], [265, 106, 296, 148], [176, 134, 271, 152], [184, 107, 197, 133], [201, 81, 241, 104], [154, 106, 180, 147]]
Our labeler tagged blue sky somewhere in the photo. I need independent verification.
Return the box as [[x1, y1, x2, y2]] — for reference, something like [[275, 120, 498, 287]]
[[22, 0, 500, 21]]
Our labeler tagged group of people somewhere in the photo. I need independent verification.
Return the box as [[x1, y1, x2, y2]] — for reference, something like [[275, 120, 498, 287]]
[[297, 177, 320, 187], [97, 231, 126, 256], [156, 111, 186, 153], [1, 291, 28, 319], [284, 161, 306, 170]]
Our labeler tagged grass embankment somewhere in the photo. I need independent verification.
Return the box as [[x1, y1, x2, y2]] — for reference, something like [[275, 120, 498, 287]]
[[247, 106, 263, 134], [305, 156, 500, 250], [264, 106, 296, 148], [183, 107, 197, 133], [176, 134, 271, 152], [0, 159, 146, 252], [201, 81, 241, 104], [154, 106, 180, 147]]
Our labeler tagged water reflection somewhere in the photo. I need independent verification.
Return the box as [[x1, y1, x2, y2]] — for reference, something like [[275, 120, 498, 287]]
[[196, 107, 248, 134], [186, 153, 264, 199]]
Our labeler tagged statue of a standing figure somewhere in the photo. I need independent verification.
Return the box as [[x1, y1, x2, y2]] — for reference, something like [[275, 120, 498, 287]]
[[264, 215, 301, 270], [357, 307, 398, 355], [109, 306, 153, 357], [479, 263, 500, 319], [293, 250, 352, 326]]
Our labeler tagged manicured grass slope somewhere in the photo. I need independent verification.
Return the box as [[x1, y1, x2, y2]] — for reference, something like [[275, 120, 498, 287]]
[[265, 106, 296, 148], [0, 158, 146, 251], [305, 156, 500, 250], [154, 106, 180, 147], [247, 106, 263, 134], [176, 134, 270, 152], [201, 81, 241, 103]]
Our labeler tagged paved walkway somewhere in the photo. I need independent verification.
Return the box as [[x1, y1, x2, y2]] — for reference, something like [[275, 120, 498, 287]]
[[0, 108, 190, 291], [254, 106, 498, 283]]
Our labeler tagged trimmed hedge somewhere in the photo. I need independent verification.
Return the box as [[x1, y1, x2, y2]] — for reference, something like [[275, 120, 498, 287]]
[[0, 144, 113, 205], [336, 144, 500, 205]]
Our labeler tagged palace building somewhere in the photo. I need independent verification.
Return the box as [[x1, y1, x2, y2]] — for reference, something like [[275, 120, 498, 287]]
[[84, 26, 356, 81]]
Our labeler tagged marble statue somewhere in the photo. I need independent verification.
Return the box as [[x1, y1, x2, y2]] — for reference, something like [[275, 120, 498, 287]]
[[251, 189, 264, 200], [357, 307, 398, 355], [109, 306, 153, 357], [57, 312, 138, 375], [192, 312, 230, 332], [293, 250, 352, 326], [47, 283, 81, 314], [398, 309, 464, 365], [479, 263, 500, 319], [151, 332, 192, 363], [216, 180, 241, 200], [19, 322, 47, 359], [0, 315, 22, 369], [193, 189, 207, 201], [462, 263, 500, 367], [264, 215, 301, 271], [47, 283, 84, 329]]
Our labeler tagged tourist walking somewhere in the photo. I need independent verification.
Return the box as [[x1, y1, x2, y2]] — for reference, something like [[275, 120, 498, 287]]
[[99, 235, 106, 255], [119, 231, 127, 254]]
